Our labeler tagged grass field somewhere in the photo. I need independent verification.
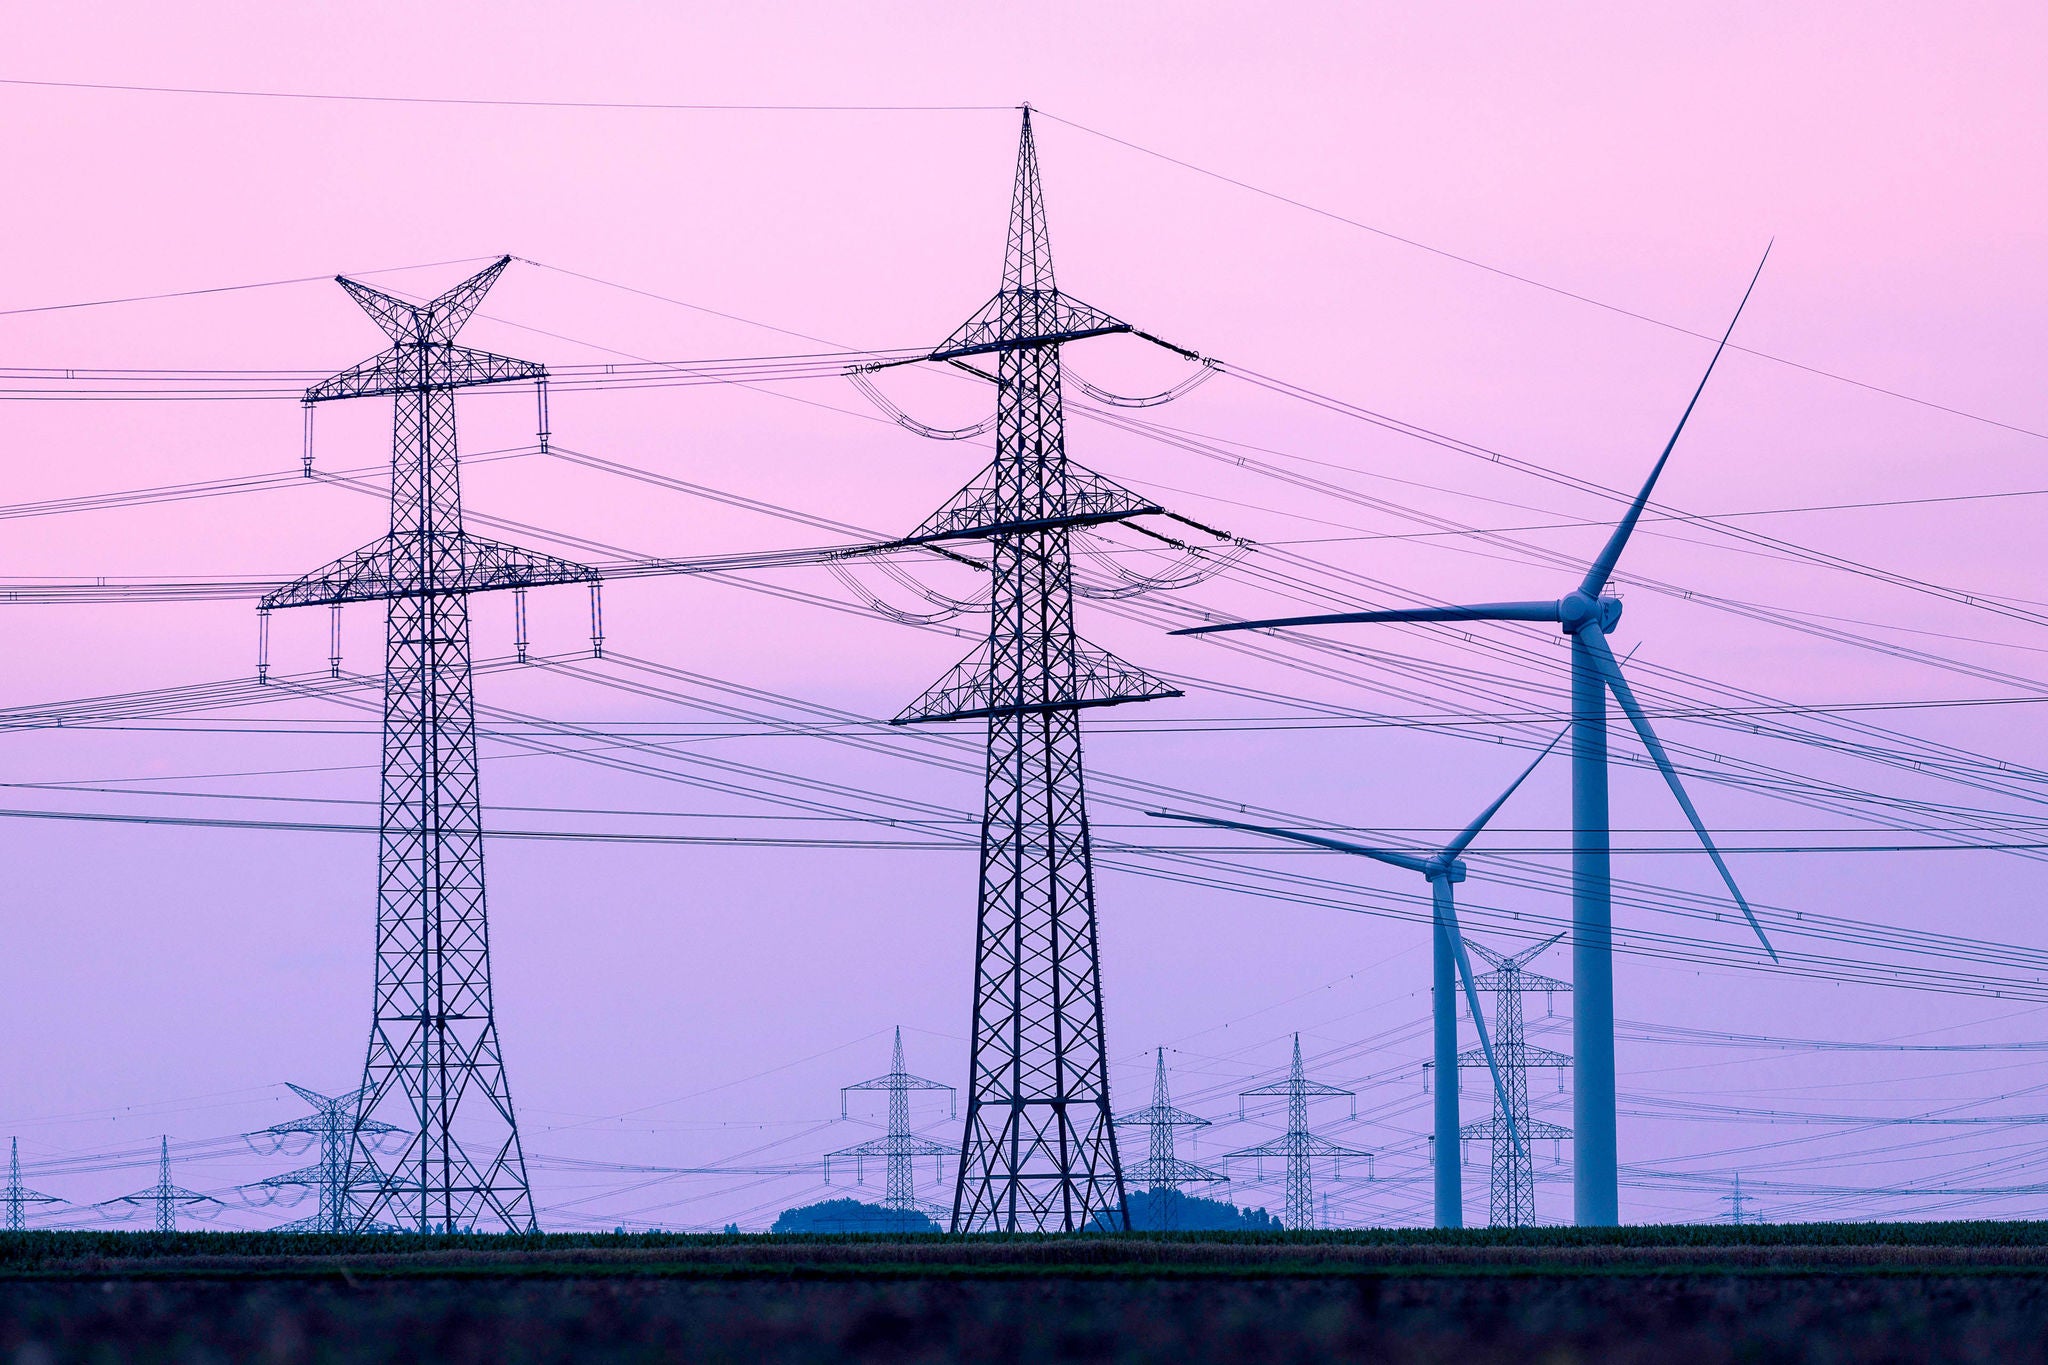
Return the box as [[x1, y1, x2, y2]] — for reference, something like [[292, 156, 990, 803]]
[[3, 1225, 2046, 1363]]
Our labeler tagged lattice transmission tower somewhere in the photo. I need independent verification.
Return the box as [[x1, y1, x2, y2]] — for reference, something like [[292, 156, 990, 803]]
[[1228, 1035, 1370, 1231], [1114, 1048, 1222, 1230], [1723, 1174, 1759, 1225], [255, 1084, 401, 1233], [826, 1027, 957, 1229], [1458, 934, 1571, 1227], [263, 257, 596, 1233], [4, 1138, 61, 1230], [103, 1137, 217, 1232], [866, 109, 1210, 1233]]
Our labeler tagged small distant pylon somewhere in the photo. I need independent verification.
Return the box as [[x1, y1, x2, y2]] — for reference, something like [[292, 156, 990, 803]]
[[1723, 1174, 1759, 1225], [255, 1085, 402, 1233], [1459, 934, 1571, 1227], [103, 1137, 218, 1233], [1227, 1036, 1370, 1231], [826, 1028, 957, 1229], [1114, 1049, 1222, 1230], [4, 1139, 61, 1230]]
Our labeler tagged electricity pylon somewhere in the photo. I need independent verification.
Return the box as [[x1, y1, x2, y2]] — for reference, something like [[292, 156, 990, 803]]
[[1723, 1174, 1759, 1225], [4, 1138, 60, 1230], [1176, 253, 1778, 1225], [103, 1138, 217, 1233], [826, 1027, 956, 1229], [263, 257, 595, 1233], [1458, 935, 1571, 1227], [871, 109, 1200, 1233], [1227, 1035, 1370, 1231], [255, 1084, 401, 1233], [1114, 1048, 1222, 1230]]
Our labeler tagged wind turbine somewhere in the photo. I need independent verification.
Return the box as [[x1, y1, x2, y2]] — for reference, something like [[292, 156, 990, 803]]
[[1173, 252, 1778, 1226], [1153, 730, 1562, 1228]]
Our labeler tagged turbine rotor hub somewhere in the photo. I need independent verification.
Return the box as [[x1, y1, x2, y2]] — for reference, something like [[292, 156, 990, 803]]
[[1558, 591, 1622, 635]]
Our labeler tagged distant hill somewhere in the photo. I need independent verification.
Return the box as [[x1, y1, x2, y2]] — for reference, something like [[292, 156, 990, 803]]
[[770, 1198, 941, 1234], [1093, 1190, 1284, 1232]]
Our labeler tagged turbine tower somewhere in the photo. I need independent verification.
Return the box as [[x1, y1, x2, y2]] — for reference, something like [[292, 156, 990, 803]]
[[870, 109, 1199, 1232], [1152, 733, 1562, 1227], [255, 1084, 401, 1233], [104, 1138, 216, 1233], [1458, 934, 1571, 1227], [1176, 253, 1778, 1225], [1227, 1035, 1369, 1231], [4, 1139, 61, 1230], [826, 1027, 956, 1229], [263, 256, 596, 1233], [1114, 1048, 1223, 1230]]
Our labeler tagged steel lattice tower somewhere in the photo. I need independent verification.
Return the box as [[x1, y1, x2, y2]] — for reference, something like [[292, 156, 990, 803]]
[[4, 1138, 59, 1230], [256, 1084, 401, 1233], [1228, 1035, 1369, 1231], [885, 110, 1184, 1233], [1458, 936, 1571, 1227], [1723, 1174, 1758, 1225], [827, 1027, 956, 1228], [264, 257, 596, 1233], [104, 1138, 215, 1232], [1114, 1048, 1222, 1230]]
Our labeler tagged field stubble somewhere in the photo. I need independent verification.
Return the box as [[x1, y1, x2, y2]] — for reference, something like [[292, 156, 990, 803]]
[[2, 1226, 2046, 1364]]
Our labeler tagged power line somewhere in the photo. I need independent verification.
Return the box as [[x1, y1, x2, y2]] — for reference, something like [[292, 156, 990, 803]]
[[1033, 109, 2048, 444], [0, 76, 1008, 113], [0, 254, 499, 318]]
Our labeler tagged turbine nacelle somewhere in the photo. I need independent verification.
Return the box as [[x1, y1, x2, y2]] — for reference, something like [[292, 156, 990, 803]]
[[1558, 591, 1622, 636], [1424, 857, 1467, 885]]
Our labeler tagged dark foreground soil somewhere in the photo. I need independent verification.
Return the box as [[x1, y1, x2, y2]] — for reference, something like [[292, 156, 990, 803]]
[[4, 1228, 2048, 1364]]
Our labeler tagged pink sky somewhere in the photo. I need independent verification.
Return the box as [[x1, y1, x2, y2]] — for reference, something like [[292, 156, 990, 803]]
[[0, 4, 2044, 1229]]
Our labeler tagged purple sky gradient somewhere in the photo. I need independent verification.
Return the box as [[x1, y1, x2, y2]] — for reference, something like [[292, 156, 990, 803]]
[[1, 5, 2045, 1229]]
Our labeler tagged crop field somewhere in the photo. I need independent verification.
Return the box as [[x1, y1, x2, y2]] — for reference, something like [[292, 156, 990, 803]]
[[2, 1225, 2046, 1363]]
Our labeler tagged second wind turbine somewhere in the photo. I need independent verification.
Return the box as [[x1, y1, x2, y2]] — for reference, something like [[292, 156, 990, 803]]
[[1154, 733, 1561, 1227], [1175, 252, 1780, 1226]]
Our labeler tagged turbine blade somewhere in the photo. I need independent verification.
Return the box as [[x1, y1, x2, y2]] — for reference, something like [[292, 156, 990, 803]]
[[1434, 880, 1526, 1165], [1173, 601, 1561, 637], [1148, 811, 1433, 875], [1440, 727, 1570, 861], [1581, 631, 1779, 961], [1579, 244, 1772, 599]]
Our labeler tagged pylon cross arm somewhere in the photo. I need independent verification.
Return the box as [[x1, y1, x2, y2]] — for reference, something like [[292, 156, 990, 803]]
[[843, 1074, 952, 1093], [305, 342, 544, 404], [893, 639, 1181, 725], [1114, 1103, 1209, 1128], [262, 532, 597, 609], [1124, 1155, 1225, 1184], [930, 289, 1131, 361], [1242, 1080, 1353, 1099], [904, 459, 1162, 546]]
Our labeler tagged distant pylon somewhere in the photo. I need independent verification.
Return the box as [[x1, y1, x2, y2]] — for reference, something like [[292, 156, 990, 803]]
[[826, 1027, 957, 1229], [1228, 1036, 1370, 1231], [1723, 1174, 1759, 1225], [870, 109, 1205, 1233], [263, 257, 596, 1233], [1114, 1048, 1223, 1230], [102, 1137, 217, 1233], [4, 1138, 61, 1230], [255, 1084, 401, 1233], [1459, 934, 1571, 1227]]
